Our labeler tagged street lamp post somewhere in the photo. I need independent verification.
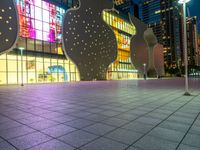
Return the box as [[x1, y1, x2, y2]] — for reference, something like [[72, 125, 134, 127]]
[[19, 47, 25, 86], [197, 51, 199, 67], [178, 0, 191, 96], [143, 63, 147, 80]]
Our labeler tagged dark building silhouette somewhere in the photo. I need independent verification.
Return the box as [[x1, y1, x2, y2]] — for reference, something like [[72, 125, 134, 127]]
[[186, 16, 199, 66], [133, 3, 140, 18], [114, 0, 140, 18]]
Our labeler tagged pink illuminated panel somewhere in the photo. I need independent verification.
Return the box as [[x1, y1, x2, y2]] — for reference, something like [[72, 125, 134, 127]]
[[16, 0, 65, 42]]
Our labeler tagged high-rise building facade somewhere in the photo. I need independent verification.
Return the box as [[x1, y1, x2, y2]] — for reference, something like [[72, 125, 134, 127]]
[[0, 0, 138, 85], [142, 0, 161, 25], [186, 16, 199, 66], [114, 0, 139, 18], [197, 35, 200, 66], [142, 0, 183, 70]]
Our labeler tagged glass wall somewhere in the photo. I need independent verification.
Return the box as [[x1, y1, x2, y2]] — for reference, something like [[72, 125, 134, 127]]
[[0, 0, 80, 85], [16, 0, 65, 42], [0, 52, 79, 85], [0, 1, 139, 85], [103, 11, 138, 80], [103, 11, 135, 35]]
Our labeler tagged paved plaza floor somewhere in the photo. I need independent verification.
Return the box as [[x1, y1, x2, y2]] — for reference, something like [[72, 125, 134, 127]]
[[0, 78, 199, 150]]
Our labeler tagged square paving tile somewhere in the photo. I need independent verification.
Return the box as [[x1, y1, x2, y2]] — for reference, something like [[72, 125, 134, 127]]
[[174, 112, 197, 118], [49, 115, 78, 123], [182, 133, 200, 148], [105, 128, 143, 145], [0, 141, 16, 150], [166, 116, 194, 125], [59, 130, 98, 148], [39, 112, 64, 119], [193, 119, 200, 127], [110, 107, 130, 113], [83, 123, 116, 136], [0, 125, 36, 140], [148, 127, 185, 143], [189, 125, 200, 135], [101, 117, 129, 127], [86, 114, 108, 122], [84, 108, 105, 113], [127, 109, 148, 116], [0, 116, 11, 124], [134, 135, 178, 150], [9, 132, 52, 149], [153, 109, 173, 115], [122, 121, 154, 134], [28, 119, 59, 130], [177, 144, 200, 150], [0, 120, 22, 131], [41, 124, 76, 138], [126, 146, 142, 150], [64, 118, 95, 129], [70, 111, 92, 118], [115, 113, 139, 121], [28, 139, 75, 150], [98, 110, 121, 117], [5, 112, 35, 120], [159, 120, 190, 132], [81, 137, 127, 150], [145, 112, 169, 120], [135, 116, 162, 126], [18, 116, 45, 124]]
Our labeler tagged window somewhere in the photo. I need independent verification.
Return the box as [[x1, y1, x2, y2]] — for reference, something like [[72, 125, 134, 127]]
[[16, 0, 65, 42]]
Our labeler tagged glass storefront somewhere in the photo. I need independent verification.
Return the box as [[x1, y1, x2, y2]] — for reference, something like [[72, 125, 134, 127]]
[[0, 0, 80, 85], [0, 51, 79, 84], [103, 11, 138, 80], [0, 0, 138, 85]]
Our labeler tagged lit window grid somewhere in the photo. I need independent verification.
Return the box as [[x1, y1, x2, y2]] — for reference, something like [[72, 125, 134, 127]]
[[103, 11, 135, 35], [0, 0, 80, 85], [103, 11, 135, 78], [16, 0, 65, 42], [0, 53, 80, 85]]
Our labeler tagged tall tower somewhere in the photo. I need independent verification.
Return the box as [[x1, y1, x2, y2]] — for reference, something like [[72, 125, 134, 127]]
[[160, 0, 182, 69], [186, 16, 199, 66], [142, 0, 183, 70]]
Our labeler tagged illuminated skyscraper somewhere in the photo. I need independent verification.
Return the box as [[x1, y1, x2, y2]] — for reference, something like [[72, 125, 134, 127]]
[[114, 0, 140, 18], [142, 0, 183, 71], [186, 16, 199, 66], [142, 0, 161, 25]]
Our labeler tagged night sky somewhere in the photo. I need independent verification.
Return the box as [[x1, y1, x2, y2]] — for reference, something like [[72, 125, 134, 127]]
[[187, 0, 200, 33], [135, 0, 200, 33]]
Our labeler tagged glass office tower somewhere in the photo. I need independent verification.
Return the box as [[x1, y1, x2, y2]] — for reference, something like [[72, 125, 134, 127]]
[[142, 0, 183, 70]]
